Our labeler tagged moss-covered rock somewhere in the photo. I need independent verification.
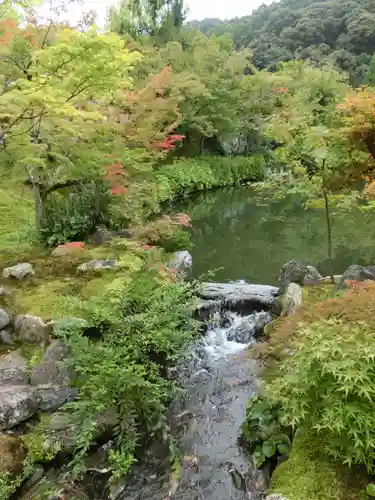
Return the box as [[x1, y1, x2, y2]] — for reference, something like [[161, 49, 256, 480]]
[[270, 431, 367, 500]]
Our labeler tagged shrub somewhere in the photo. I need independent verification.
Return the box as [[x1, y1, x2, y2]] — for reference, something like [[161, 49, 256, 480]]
[[267, 318, 375, 472], [261, 282, 375, 360], [39, 183, 112, 246], [131, 214, 192, 252], [242, 393, 292, 468], [54, 267, 199, 478]]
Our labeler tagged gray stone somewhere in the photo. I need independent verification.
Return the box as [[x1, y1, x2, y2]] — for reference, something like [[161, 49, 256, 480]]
[[199, 282, 279, 312], [305, 265, 322, 280], [43, 407, 118, 454], [337, 264, 375, 290], [43, 340, 70, 362], [280, 283, 303, 317], [0, 351, 27, 371], [0, 330, 13, 345], [36, 386, 78, 412], [0, 309, 10, 330], [0, 367, 29, 386], [2, 263, 35, 280], [77, 259, 117, 272], [30, 359, 72, 387], [227, 312, 272, 343], [279, 261, 309, 287], [0, 386, 41, 430], [14, 314, 50, 344], [30, 340, 72, 386], [168, 251, 192, 275]]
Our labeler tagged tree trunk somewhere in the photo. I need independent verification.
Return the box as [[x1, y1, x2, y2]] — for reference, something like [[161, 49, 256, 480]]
[[323, 187, 334, 284], [365, 136, 375, 162]]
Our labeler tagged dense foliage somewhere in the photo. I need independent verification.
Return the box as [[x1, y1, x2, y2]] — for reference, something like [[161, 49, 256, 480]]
[[3, 0, 375, 497], [191, 0, 375, 84]]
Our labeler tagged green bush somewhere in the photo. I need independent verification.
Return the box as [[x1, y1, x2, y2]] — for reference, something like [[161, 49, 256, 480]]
[[153, 154, 268, 204], [267, 319, 375, 472], [242, 393, 292, 468], [40, 182, 112, 246], [54, 268, 199, 478]]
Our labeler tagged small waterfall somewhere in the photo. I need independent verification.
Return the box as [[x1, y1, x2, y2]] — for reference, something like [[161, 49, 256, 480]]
[[107, 305, 272, 500]]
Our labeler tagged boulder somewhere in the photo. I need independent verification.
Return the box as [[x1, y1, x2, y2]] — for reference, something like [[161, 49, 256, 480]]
[[0, 386, 41, 430], [0, 434, 27, 475], [337, 264, 375, 290], [30, 359, 72, 387], [0, 351, 27, 370], [2, 263, 35, 280], [168, 251, 192, 275], [14, 315, 50, 344], [42, 407, 118, 454], [199, 282, 279, 313], [279, 261, 309, 287], [0, 367, 29, 386], [30, 340, 73, 387], [0, 309, 10, 330], [36, 386, 77, 412], [0, 330, 13, 345], [280, 283, 302, 317], [227, 312, 272, 343], [43, 340, 70, 362], [77, 259, 117, 272]]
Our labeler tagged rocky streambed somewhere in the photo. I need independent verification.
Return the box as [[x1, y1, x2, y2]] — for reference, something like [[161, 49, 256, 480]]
[[1, 257, 371, 499]]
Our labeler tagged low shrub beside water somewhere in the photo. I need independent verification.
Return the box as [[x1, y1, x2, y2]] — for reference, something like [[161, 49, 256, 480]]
[[244, 284, 375, 498]]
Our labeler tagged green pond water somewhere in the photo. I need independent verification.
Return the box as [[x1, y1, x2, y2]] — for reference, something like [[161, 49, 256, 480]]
[[176, 186, 375, 286]]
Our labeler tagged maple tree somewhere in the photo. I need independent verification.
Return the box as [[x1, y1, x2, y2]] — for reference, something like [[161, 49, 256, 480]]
[[336, 87, 375, 164]]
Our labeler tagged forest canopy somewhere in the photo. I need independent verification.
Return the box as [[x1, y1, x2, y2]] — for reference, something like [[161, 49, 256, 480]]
[[189, 0, 375, 85]]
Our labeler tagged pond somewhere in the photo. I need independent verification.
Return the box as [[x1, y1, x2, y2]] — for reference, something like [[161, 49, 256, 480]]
[[176, 186, 375, 285]]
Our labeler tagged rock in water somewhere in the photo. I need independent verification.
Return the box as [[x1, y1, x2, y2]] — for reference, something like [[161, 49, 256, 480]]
[[2, 263, 34, 280], [199, 282, 279, 313], [337, 264, 375, 290], [280, 283, 302, 317], [0, 434, 27, 474], [168, 251, 192, 275], [279, 261, 309, 287]]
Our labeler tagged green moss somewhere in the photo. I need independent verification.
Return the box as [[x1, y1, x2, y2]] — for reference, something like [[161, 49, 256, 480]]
[[302, 283, 335, 306], [12, 279, 78, 319], [270, 431, 368, 500]]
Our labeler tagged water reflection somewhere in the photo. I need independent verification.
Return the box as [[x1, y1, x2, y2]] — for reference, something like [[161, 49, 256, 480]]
[[175, 187, 375, 285]]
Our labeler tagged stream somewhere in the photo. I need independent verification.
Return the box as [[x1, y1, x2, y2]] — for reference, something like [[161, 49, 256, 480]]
[[22, 186, 375, 499], [115, 308, 270, 500], [96, 186, 375, 499]]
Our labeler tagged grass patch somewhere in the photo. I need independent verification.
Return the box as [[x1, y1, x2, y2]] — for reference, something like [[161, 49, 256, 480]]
[[270, 430, 368, 500], [0, 184, 36, 260]]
